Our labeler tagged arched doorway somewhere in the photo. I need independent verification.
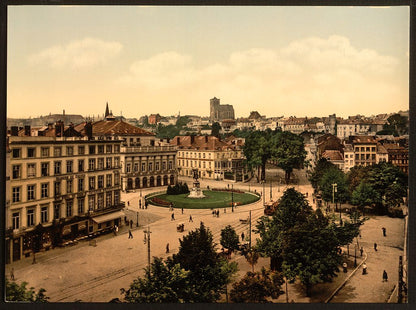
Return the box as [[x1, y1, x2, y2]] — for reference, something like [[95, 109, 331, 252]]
[[127, 178, 133, 190], [156, 176, 162, 186], [135, 178, 140, 189], [142, 177, 148, 188], [170, 175, 175, 185], [163, 175, 168, 186], [150, 176, 155, 187]]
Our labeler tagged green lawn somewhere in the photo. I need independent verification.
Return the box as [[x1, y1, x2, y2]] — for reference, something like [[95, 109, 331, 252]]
[[148, 190, 260, 209]]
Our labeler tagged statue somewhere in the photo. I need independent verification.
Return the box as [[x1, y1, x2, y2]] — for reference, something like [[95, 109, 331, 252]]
[[188, 169, 205, 198]]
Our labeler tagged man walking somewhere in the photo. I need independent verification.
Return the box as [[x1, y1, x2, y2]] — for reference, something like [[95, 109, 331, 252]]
[[10, 268, 14, 281], [241, 232, 245, 241], [382, 270, 388, 282], [128, 230, 133, 239], [166, 243, 170, 254], [171, 213, 175, 221], [360, 247, 363, 257], [130, 220, 133, 229], [374, 243, 378, 251], [382, 227, 386, 237], [189, 215, 193, 222]]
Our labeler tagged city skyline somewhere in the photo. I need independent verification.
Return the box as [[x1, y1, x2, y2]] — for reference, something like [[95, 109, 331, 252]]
[[8, 6, 409, 118]]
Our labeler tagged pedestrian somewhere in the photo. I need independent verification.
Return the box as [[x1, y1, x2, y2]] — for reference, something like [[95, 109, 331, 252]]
[[224, 208, 226, 213], [171, 213, 175, 221], [130, 220, 133, 229], [139, 200, 142, 209], [306, 192, 308, 197], [189, 215, 193, 222], [362, 263, 367, 275], [342, 262, 348, 273], [217, 210, 220, 217], [145, 201, 148, 209], [127, 201, 130, 206], [128, 230, 133, 239], [360, 247, 363, 257], [115, 225, 119, 234], [382, 227, 386, 237], [166, 243, 170, 254], [113, 226, 117, 236], [383, 270, 388, 282], [241, 232, 245, 241], [374, 243, 378, 251], [124, 216, 127, 224], [181, 208, 184, 214], [10, 268, 14, 281]]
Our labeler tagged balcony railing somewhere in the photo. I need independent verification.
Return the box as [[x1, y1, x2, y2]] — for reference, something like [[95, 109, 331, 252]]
[[121, 145, 177, 153]]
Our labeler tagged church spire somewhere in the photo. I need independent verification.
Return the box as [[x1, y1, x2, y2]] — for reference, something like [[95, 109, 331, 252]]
[[105, 102, 110, 117]]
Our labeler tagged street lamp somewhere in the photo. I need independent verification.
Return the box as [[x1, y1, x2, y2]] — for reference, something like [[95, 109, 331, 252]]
[[263, 181, 265, 206], [270, 180, 272, 201], [136, 211, 139, 227], [332, 183, 337, 211], [231, 184, 234, 212]]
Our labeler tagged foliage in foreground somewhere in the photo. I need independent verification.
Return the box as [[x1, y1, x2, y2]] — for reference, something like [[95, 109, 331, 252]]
[[6, 279, 49, 302]]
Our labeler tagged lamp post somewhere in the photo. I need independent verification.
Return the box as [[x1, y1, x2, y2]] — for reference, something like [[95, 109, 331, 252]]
[[263, 181, 265, 206], [332, 183, 337, 212], [144, 226, 151, 269], [136, 211, 139, 227], [354, 246, 357, 267], [231, 184, 234, 212], [270, 180, 272, 201]]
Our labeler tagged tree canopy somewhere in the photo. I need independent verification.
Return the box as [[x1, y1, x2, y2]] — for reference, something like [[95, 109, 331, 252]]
[[6, 279, 48, 302], [220, 225, 240, 253], [211, 122, 222, 137], [308, 158, 337, 192], [319, 167, 349, 205]]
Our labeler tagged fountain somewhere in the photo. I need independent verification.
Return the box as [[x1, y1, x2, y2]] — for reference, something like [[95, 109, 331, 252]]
[[188, 169, 205, 198]]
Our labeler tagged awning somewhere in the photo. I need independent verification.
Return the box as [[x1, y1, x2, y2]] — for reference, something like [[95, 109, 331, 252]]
[[92, 211, 125, 224]]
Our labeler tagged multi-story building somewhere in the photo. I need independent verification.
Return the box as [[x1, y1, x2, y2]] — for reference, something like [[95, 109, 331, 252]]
[[6, 125, 124, 263], [171, 135, 246, 181], [76, 110, 177, 192], [348, 135, 379, 167], [383, 143, 409, 174], [209, 97, 235, 122], [343, 144, 355, 172]]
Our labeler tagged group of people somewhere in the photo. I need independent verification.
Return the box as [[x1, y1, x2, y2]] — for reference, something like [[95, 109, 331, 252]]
[[212, 210, 221, 217]]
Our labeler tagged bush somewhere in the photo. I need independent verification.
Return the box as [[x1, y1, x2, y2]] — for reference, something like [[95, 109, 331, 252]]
[[166, 182, 190, 195]]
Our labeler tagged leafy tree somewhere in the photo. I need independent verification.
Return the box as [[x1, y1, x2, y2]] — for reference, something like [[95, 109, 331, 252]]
[[319, 167, 349, 206], [176, 116, 190, 128], [6, 279, 49, 302], [255, 188, 312, 271], [308, 158, 337, 192], [211, 122, 222, 137], [172, 222, 238, 302], [244, 248, 259, 273], [384, 113, 408, 135], [229, 268, 284, 303], [31, 223, 45, 264], [231, 128, 252, 138], [220, 225, 240, 254], [346, 165, 371, 194], [351, 181, 380, 211], [156, 124, 180, 139], [273, 131, 307, 184], [121, 257, 191, 303], [281, 209, 342, 297]]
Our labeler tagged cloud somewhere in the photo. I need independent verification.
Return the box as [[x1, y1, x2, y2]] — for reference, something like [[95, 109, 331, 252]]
[[28, 38, 123, 68], [117, 35, 405, 116]]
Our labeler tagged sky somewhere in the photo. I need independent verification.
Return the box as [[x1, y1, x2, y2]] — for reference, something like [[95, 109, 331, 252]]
[[7, 5, 409, 119]]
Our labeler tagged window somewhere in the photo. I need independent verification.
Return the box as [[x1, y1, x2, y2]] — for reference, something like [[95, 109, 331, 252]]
[[114, 172, 120, 185], [163, 162, 166, 170], [150, 140, 155, 146], [41, 147, 49, 157], [155, 162, 160, 171], [54, 181, 61, 196], [66, 201, 73, 217], [78, 198, 85, 214], [106, 192, 112, 207], [27, 185, 35, 201], [203, 153, 206, 158], [12, 212, 20, 229], [126, 163, 131, 173], [89, 145, 95, 154], [106, 145, 112, 153], [148, 163, 153, 171], [371, 147, 376, 152], [114, 190, 120, 205], [27, 163, 36, 177], [169, 161, 172, 170], [27, 148, 35, 158], [78, 159, 84, 172], [12, 148, 21, 158], [12, 165, 21, 179], [114, 157, 120, 168], [98, 158, 104, 170], [366, 147, 370, 152], [106, 174, 112, 187], [41, 206, 48, 223], [88, 159, 96, 171], [66, 160, 73, 173], [89, 177, 95, 190], [67, 146, 74, 156], [54, 147, 62, 157], [27, 209, 35, 226], [98, 145, 104, 154], [54, 203, 61, 219], [88, 195, 95, 211], [355, 154, 359, 160], [41, 183, 49, 198], [106, 157, 112, 169], [134, 163, 139, 172], [141, 163, 146, 171], [41, 162, 49, 176], [114, 144, 120, 153], [78, 178, 84, 192], [97, 193, 104, 209], [54, 161, 61, 175], [98, 175, 104, 189], [67, 179, 73, 193], [78, 146, 85, 155]]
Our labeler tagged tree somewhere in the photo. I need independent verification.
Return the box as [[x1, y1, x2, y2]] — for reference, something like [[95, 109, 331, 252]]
[[384, 113, 408, 135], [176, 116, 190, 128], [308, 158, 337, 192], [211, 122, 222, 137], [6, 279, 48, 302], [244, 248, 259, 273], [281, 209, 342, 297], [346, 165, 371, 194], [156, 124, 180, 139], [220, 225, 240, 254], [255, 188, 312, 271], [171, 222, 238, 302], [31, 223, 45, 264], [273, 131, 307, 184], [351, 181, 380, 211], [121, 257, 192, 303], [319, 167, 349, 207], [229, 268, 284, 303]]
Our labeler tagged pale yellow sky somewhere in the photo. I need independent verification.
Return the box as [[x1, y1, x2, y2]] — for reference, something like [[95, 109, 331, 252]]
[[7, 6, 409, 119]]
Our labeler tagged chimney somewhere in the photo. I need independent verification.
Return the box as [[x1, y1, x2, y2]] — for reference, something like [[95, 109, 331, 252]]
[[11, 126, 18, 136], [205, 136, 209, 143], [166, 138, 170, 144], [190, 135, 195, 144], [176, 137, 180, 145], [84, 121, 93, 140], [55, 120, 64, 137], [24, 125, 31, 136]]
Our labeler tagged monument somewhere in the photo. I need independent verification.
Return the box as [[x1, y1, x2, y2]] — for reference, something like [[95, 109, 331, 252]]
[[188, 169, 205, 198]]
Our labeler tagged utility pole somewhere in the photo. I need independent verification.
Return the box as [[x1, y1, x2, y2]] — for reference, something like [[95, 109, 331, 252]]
[[249, 210, 252, 248], [270, 180, 272, 200], [136, 211, 139, 227], [398, 256, 403, 303], [231, 184, 234, 212], [263, 181, 265, 206], [144, 226, 152, 269]]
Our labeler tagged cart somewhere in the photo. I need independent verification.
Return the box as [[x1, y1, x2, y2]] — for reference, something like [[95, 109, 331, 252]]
[[176, 223, 184, 232]]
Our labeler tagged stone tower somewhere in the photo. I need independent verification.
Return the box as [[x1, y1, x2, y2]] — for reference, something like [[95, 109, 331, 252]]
[[210, 97, 220, 122]]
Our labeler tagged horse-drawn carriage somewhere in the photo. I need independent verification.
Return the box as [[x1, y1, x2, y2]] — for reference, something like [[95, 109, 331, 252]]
[[176, 223, 185, 232]]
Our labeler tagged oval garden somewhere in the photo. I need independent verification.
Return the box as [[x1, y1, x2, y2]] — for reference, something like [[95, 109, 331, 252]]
[[146, 184, 261, 209]]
